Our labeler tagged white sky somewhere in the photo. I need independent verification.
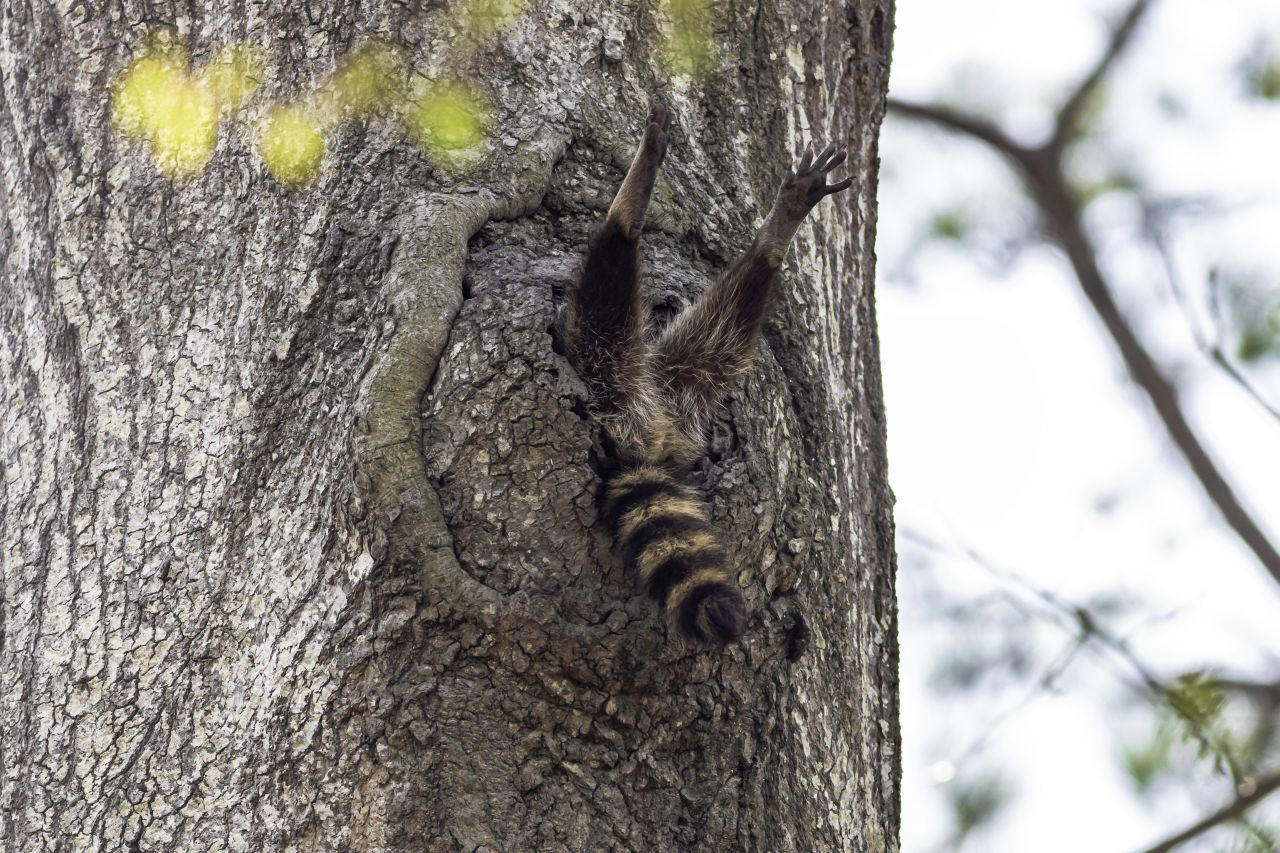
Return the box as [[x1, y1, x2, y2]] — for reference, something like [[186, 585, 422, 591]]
[[880, 0, 1280, 849]]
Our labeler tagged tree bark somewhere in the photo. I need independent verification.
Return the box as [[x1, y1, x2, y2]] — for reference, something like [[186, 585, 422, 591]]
[[0, 1, 898, 850]]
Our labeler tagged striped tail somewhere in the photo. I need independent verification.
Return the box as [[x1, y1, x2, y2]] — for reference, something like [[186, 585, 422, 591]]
[[601, 465, 746, 645]]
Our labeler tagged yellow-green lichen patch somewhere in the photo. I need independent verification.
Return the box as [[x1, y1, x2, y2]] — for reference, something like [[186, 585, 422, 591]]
[[662, 0, 717, 78], [199, 44, 266, 111], [111, 35, 263, 179], [112, 54, 219, 178], [459, 0, 526, 38], [112, 54, 189, 139], [406, 81, 491, 170], [317, 44, 406, 122], [146, 83, 220, 178], [259, 106, 327, 187]]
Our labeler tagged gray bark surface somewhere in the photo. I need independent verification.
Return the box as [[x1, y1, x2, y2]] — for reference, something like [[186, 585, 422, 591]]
[[0, 0, 898, 850]]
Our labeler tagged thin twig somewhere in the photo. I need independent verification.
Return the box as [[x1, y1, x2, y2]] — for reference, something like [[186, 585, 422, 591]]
[[904, 528, 1248, 784], [1052, 0, 1156, 150], [1137, 769, 1280, 853], [945, 634, 1090, 770], [1142, 205, 1280, 422]]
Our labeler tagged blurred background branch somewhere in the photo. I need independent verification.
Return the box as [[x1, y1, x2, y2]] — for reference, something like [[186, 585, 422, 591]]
[[1051, 0, 1155, 151], [1139, 769, 1280, 852], [888, 0, 1280, 588], [883, 0, 1280, 846]]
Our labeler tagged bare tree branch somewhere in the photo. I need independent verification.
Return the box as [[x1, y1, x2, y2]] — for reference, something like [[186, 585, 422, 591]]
[[1052, 0, 1156, 150], [1023, 165, 1280, 589], [887, 98, 1032, 165], [1137, 769, 1280, 853], [891, 0, 1156, 157], [889, 87, 1280, 592]]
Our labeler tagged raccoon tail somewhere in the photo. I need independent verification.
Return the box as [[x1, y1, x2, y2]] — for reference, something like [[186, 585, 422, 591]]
[[601, 465, 746, 645]]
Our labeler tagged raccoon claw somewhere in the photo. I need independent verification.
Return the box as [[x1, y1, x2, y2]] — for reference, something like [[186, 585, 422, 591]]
[[777, 141, 851, 213], [824, 176, 853, 195], [797, 143, 814, 174], [814, 144, 846, 174]]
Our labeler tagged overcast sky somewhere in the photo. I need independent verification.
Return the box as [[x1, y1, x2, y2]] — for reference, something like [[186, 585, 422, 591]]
[[879, 0, 1280, 848]]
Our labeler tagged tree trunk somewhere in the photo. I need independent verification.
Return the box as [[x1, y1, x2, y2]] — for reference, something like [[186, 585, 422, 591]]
[[0, 1, 898, 850]]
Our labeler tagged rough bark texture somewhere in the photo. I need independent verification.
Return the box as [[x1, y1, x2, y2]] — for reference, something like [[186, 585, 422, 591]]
[[0, 1, 897, 850]]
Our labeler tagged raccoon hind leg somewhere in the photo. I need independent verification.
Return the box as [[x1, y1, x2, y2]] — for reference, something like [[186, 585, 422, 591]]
[[561, 102, 673, 421]]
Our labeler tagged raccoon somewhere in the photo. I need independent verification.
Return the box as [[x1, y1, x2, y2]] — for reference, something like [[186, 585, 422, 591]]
[[562, 102, 851, 645]]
